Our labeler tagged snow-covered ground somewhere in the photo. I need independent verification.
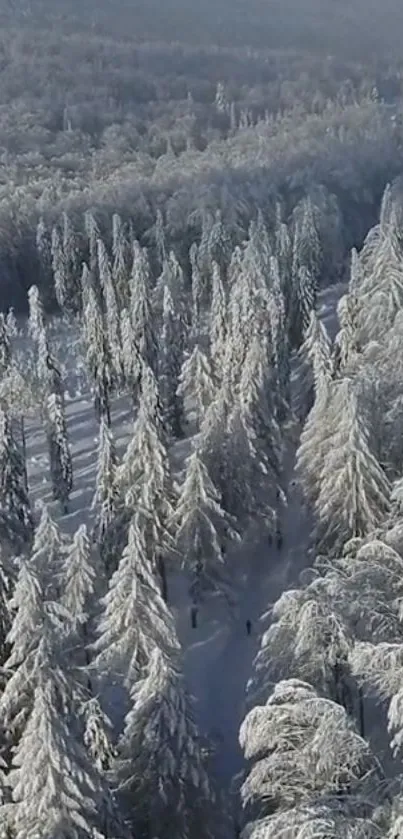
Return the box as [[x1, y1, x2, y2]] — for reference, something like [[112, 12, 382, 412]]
[[24, 282, 381, 819]]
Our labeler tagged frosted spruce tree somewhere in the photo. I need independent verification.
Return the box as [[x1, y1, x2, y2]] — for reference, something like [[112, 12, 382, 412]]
[[129, 239, 157, 371], [190, 242, 203, 335], [5, 629, 124, 839], [97, 237, 123, 385], [51, 225, 69, 312], [0, 407, 32, 550], [0, 560, 48, 740], [314, 384, 390, 556], [239, 331, 283, 498], [27, 283, 46, 345], [112, 212, 130, 307], [47, 389, 73, 514], [296, 373, 343, 513], [333, 290, 360, 376], [120, 306, 141, 404], [92, 416, 120, 573], [159, 284, 185, 438], [171, 449, 238, 606], [252, 573, 354, 714], [177, 343, 215, 431], [239, 679, 386, 839], [332, 534, 403, 758], [355, 201, 403, 343], [83, 283, 114, 425], [36, 216, 53, 303], [296, 308, 332, 420], [290, 198, 322, 346], [93, 513, 179, 689], [209, 261, 227, 384], [28, 284, 73, 507], [84, 210, 101, 279], [117, 363, 172, 598], [222, 400, 278, 537], [62, 210, 80, 304], [29, 501, 66, 598], [62, 523, 100, 662], [267, 256, 291, 415], [115, 646, 215, 839], [208, 209, 232, 282]]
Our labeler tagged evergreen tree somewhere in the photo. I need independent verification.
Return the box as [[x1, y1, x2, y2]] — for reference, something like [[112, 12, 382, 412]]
[[314, 384, 390, 556], [290, 199, 322, 346], [159, 284, 184, 438], [296, 309, 332, 420], [30, 502, 66, 598], [208, 210, 232, 282], [97, 237, 123, 385], [120, 307, 141, 403], [93, 513, 179, 688], [209, 261, 227, 384], [0, 561, 46, 739], [296, 375, 340, 513], [62, 524, 98, 647], [239, 679, 385, 839], [51, 225, 69, 312], [117, 365, 172, 598], [252, 574, 353, 712], [171, 449, 237, 605], [82, 696, 116, 773], [62, 210, 80, 302], [6, 630, 122, 839], [47, 388, 73, 514], [84, 210, 101, 279], [36, 217, 53, 303], [27, 284, 46, 345], [115, 646, 214, 839], [223, 402, 277, 535], [190, 242, 203, 335], [83, 285, 113, 425], [195, 383, 231, 499], [0, 408, 32, 550], [239, 331, 283, 489], [177, 344, 215, 431], [112, 213, 130, 307], [333, 292, 360, 375], [92, 417, 120, 574], [129, 240, 157, 371]]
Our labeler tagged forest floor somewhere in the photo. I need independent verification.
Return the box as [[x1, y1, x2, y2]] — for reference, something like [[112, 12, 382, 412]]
[[22, 281, 396, 829]]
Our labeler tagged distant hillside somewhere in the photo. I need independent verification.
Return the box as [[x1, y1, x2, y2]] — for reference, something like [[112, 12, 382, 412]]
[[3, 0, 403, 58]]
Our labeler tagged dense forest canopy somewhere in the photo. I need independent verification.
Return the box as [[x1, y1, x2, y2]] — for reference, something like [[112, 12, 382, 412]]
[[0, 0, 403, 308]]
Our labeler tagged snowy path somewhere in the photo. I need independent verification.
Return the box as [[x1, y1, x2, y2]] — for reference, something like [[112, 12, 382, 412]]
[[173, 442, 309, 800]]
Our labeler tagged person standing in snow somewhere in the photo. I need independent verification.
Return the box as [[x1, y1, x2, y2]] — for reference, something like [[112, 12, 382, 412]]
[[191, 604, 198, 628], [246, 619, 252, 636]]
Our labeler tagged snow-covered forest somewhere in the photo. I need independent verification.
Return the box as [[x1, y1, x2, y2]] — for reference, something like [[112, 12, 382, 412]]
[[3, 1, 403, 838]]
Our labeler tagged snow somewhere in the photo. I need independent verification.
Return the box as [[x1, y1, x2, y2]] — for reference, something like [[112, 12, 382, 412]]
[[18, 282, 346, 810]]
